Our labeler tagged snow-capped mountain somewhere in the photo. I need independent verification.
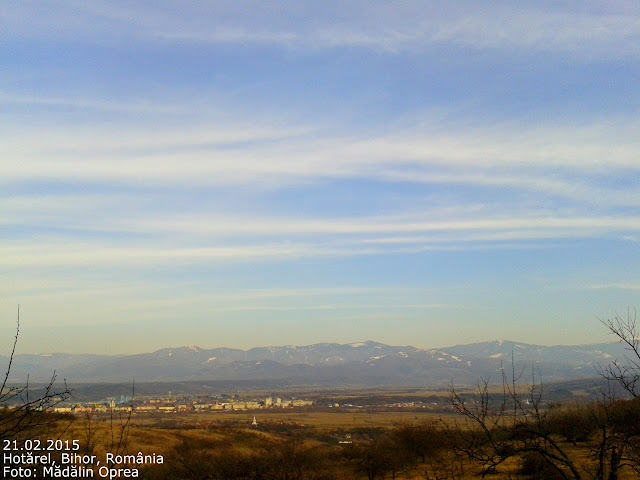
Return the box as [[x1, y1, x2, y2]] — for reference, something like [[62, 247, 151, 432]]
[[3, 340, 630, 385]]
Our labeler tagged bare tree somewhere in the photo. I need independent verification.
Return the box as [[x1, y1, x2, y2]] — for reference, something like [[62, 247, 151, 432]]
[[0, 306, 72, 442], [448, 362, 583, 480], [599, 308, 640, 399], [597, 308, 640, 475], [448, 356, 640, 480]]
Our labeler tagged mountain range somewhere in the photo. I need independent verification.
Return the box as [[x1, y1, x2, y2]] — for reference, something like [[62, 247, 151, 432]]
[[3, 340, 632, 387]]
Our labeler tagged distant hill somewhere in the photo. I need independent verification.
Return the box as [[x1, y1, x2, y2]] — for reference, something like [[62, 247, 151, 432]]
[[3, 340, 630, 386]]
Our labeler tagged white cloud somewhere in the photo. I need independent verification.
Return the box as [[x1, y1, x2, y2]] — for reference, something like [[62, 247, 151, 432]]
[[2, 209, 639, 269], [4, 3, 639, 59], [0, 119, 309, 156], [133, 214, 640, 237], [2, 114, 638, 194], [211, 303, 457, 312], [109, 4, 640, 60], [591, 284, 640, 291], [0, 243, 343, 267], [4, 189, 640, 241], [5, 276, 462, 301], [0, 91, 188, 115]]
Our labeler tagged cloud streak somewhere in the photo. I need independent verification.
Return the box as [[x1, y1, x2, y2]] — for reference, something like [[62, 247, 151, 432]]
[[3, 208, 639, 268], [591, 284, 640, 291], [2, 114, 638, 199], [6, 3, 639, 60]]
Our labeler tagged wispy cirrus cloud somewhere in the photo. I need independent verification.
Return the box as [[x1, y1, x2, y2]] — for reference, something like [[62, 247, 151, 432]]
[[4, 188, 640, 241], [2, 113, 638, 184], [0, 243, 338, 267], [6, 2, 638, 60], [163, 10, 640, 60], [2, 208, 639, 268], [590, 284, 640, 291], [0, 91, 190, 115], [128, 214, 640, 238]]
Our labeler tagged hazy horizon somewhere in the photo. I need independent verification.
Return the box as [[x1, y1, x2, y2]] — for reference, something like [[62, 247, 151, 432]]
[[1, 330, 626, 357], [2, 2, 639, 355]]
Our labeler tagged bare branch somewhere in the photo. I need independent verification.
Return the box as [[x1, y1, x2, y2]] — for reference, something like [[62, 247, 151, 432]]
[[0, 306, 21, 397]]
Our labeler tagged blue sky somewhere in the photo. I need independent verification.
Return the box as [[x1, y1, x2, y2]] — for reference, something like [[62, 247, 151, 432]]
[[1, 2, 639, 354]]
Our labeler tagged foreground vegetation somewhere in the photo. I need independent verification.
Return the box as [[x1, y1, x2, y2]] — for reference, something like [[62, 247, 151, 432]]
[[4, 311, 640, 479], [3, 396, 638, 480]]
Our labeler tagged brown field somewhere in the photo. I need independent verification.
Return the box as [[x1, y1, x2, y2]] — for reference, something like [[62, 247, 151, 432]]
[[132, 409, 455, 428], [11, 399, 640, 480]]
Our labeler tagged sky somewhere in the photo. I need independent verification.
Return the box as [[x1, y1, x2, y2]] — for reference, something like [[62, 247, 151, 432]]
[[1, 1, 639, 354]]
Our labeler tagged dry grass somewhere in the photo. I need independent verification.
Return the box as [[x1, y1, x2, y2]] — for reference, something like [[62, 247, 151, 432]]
[[29, 409, 640, 480], [188, 410, 451, 428]]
